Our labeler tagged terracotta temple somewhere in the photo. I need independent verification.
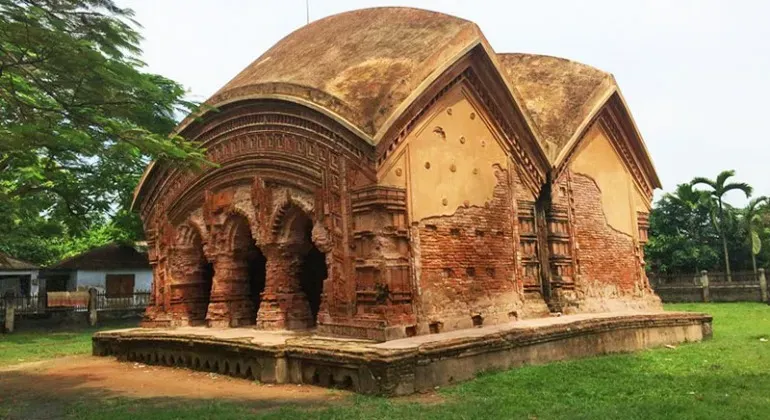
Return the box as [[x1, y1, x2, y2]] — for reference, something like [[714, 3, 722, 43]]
[[133, 7, 664, 341]]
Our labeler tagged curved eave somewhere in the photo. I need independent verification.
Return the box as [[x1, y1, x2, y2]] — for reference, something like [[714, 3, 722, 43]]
[[373, 38, 550, 174], [553, 86, 662, 191], [613, 88, 662, 189], [133, 31, 554, 212], [131, 92, 376, 212]]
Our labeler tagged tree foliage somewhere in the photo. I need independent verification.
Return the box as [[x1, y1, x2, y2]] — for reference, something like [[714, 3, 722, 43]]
[[646, 171, 769, 275], [690, 170, 753, 280], [0, 0, 206, 264]]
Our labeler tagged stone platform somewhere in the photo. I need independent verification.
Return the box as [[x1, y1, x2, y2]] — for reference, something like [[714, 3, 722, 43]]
[[93, 311, 712, 396]]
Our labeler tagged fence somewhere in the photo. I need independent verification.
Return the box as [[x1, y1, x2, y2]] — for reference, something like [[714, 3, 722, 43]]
[[2, 290, 151, 333], [95, 290, 151, 310], [650, 269, 768, 303], [0, 294, 47, 314], [1, 291, 150, 314]]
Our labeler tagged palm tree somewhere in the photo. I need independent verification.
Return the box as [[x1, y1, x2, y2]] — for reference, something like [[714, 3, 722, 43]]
[[691, 170, 753, 282], [667, 183, 717, 236], [744, 196, 769, 275]]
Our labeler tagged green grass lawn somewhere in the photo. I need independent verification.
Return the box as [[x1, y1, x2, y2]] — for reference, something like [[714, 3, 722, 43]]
[[1, 303, 769, 419], [0, 321, 137, 367]]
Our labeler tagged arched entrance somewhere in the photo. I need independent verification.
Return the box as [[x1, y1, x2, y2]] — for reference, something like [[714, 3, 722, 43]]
[[256, 204, 328, 329], [170, 225, 213, 325], [299, 224, 328, 323], [206, 213, 266, 327]]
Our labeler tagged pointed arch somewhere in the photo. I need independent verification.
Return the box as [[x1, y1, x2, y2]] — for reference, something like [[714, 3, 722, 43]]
[[270, 192, 315, 243]]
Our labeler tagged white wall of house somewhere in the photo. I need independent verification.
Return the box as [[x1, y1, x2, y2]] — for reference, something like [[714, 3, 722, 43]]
[[73, 269, 153, 292]]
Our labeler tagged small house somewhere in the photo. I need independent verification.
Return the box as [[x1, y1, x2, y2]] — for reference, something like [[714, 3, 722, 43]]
[[42, 242, 152, 297], [0, 252, 39, 297]]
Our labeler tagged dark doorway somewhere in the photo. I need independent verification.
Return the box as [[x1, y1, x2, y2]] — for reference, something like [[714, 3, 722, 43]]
[[246, 248, 267, 314], [299, 223, 327, 324], [200, 260, 214, 317], [228, 214, 267, 324]]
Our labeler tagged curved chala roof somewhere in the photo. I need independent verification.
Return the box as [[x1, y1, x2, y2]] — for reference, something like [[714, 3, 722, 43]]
[[134, 7, 660, 208]]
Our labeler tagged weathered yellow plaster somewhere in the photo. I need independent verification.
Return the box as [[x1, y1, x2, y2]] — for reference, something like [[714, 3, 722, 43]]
[[381, 151, 408, 189], [395, 84, 508, 221], [633, 184, 651, 213], [570, 124, 640, 237]]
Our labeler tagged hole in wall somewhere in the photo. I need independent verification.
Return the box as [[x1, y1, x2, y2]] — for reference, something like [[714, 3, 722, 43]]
[[486, 267, 496, 277], [336, 376, 354, 390], [466, 267, 476, 277], [472, 315, 484, 327], [450, 228, 461, 237], [429, 322, 442, 334], [405, 325, 417, 337]]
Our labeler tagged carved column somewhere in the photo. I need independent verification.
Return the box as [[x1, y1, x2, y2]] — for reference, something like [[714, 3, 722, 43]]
[[141, 234, 162, 324], [545, 205, 576, 311], [205, 249, 256, 328], [637, 211, 652, 291], [168, 246, 210, 326], [256, 243, 314, 330]]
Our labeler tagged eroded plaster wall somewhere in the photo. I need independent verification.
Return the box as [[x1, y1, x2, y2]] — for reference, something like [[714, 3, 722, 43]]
[[566, 123, 660, 312], [383, 84, 524, 332]]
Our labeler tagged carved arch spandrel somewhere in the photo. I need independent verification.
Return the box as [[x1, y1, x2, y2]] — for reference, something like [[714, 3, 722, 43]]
[[174, 222, 205, 249], [208, 206, 263, 253], [270, 190, 315, 242]]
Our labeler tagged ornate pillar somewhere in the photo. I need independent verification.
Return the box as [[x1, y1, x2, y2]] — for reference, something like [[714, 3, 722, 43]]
[[168, 246, 210, 326], [205, 249, 256, 328], [256, 242, 313, 330]]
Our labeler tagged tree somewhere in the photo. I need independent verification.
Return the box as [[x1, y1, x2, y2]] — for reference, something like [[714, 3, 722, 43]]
[[646, 183, 720, 274], [743, 196, 769, 274], [691, 170, 753, 281], [0, 0, 208, 263]]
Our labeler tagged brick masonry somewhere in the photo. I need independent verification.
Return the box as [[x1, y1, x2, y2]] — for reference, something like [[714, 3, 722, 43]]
[[136, 90, 661, 340], [414, 166, 523, 333], [560, 171, 660, 312]]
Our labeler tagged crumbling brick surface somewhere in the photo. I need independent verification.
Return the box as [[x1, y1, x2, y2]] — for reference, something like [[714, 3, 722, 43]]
[[414, 167, 523, 331], [568, 172, 660, 311], [570, 172, 637, 291]]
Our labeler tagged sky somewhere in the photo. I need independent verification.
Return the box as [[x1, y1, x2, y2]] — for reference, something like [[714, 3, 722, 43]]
[[122, 0, 770, 205]]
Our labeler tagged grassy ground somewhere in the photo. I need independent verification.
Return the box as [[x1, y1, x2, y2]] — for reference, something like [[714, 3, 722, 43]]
[[2, 303, 769, 419], [0, 321, 137, 367]]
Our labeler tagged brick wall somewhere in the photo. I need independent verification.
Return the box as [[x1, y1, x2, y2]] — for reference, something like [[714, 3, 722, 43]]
[[414, 166, 522, 331], [569, 171, 660, 311], [571, 172, 637, 291]]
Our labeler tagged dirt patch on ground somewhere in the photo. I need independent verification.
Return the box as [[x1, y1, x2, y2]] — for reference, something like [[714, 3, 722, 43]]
[[0, 355, 445, 419], [1, 355, 345, 402]]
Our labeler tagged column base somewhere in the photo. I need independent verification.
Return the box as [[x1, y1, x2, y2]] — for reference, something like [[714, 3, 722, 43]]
[[206, 298, 256, 328], [256, 291, 313, 330]]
